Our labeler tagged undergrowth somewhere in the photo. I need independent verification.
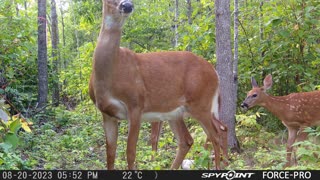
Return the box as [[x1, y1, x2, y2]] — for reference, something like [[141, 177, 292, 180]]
[[2, 100, 320, 170]]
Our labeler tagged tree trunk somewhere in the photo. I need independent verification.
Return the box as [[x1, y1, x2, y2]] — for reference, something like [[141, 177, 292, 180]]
[[59, 3, 66, 62], [71, 3, 82, 101], [51, 0, 60, 107], [259, 1, 265, 58], [215, 0, 240, 152], [59, 1, 67, 90], [15, 0, 19, 16], [174, 0, 179, 48], [24, 0, 28, 17], [186, 0, 192, 51], [234, 0, 239, 120], [37, 0, 48, 108]]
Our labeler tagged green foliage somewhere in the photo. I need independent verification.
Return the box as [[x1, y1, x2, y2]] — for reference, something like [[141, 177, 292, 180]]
[[0, 97, 32, 169], [192, 145, 211, 169], [0, 0, 38, 115], [21, 103, 105, 169], [237, 0, 320, 133], [292, 127, 320, 168], [178, 0, 216, 60], [235, 113, 277, 147], [238, 0, 320, 92], [1, 0, 320, 170], [228, 114, 320, 170], [122, 0, 175, 52], [60, 42, 94, 101]]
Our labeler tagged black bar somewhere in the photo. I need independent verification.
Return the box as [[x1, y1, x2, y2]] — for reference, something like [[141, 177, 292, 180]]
[[0, 170, 319, 180]]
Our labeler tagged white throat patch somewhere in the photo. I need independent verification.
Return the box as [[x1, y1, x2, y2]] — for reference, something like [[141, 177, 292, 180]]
[[104, 15, 126, 29]]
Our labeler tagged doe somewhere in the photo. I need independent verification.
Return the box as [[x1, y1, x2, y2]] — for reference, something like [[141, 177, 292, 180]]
[[89, 0, 225, 170]]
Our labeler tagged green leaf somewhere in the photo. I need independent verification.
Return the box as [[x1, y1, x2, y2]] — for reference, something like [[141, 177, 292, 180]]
[[0, 142, 12, 153], [265, 18, 282, 27], [4, 133, 19, 149], [9, 119, 22, 134], [279, 29, 290, 38]]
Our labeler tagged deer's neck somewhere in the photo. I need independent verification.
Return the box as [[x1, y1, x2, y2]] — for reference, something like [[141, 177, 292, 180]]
[[262, 95, 289, 120], [93, 12, 123, 87]]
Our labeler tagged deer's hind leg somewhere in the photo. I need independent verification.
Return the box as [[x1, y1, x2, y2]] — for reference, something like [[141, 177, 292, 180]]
[[285, 126, 298, 167], [190, 109, 221, 170], [150, 121, 163, 152], [168, 118, 194, 169]]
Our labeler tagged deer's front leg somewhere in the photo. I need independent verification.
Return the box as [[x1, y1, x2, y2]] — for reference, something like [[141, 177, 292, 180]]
[[285, 127, 298, 167], [127, 108, 142, 170], [102, 113, 118, 170]]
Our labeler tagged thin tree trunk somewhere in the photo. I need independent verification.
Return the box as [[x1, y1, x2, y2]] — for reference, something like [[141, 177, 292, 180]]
[[59, 1, 66, 63], [72, 3, 82, 100], [215, 0, 240, 152], [233, 0, 239, 118], [51, 0, 60, 106], [259, 1, 265, 58], [233, 0, 240, 106], [24, 0, 28, 17], [234, 0, 239, 84], [15, 1, 19, 16], [174, 0, 179, 48], [186, 0, 192, 51], [233, 0, 241, 153], [37, 0, 48, 108], [59, 1, 67, 90]]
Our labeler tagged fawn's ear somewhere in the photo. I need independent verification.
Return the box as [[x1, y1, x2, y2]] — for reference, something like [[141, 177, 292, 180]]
[[251, 77, 259, 88], [263, 74, 273, 91]]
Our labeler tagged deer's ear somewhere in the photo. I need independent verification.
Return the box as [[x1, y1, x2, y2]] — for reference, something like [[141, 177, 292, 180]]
[[263, 74, 273, 91], [251, 77, 259, 88]]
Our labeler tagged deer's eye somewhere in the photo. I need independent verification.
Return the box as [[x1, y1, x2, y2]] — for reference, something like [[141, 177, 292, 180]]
[[252, 94, 257, 98]]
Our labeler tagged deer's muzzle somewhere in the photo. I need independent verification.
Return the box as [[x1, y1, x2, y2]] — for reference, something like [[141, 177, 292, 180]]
[[120, 0, 134, 14], [240, 102, 249, 111]]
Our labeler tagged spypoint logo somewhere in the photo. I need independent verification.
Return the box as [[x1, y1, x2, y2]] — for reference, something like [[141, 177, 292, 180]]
[[201, 170, 255, 180]]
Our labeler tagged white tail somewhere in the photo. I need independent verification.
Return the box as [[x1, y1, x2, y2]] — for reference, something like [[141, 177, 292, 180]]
[[241, 74, 320, 167], [211, 88, 220, 120], [89, 0, 224, 170]]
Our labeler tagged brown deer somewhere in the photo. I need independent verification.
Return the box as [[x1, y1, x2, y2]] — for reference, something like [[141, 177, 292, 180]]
[[241, 74, 320, 167], [149, 118, 229, 166], [89, 0, 225, 170]]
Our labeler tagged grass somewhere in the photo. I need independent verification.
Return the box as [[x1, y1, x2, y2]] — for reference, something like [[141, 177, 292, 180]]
[[14, 102, 320, 170]]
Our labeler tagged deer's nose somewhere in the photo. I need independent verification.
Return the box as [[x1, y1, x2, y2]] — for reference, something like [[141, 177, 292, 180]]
[[120, 1, 133, 14], [240, 102, 249, 109]]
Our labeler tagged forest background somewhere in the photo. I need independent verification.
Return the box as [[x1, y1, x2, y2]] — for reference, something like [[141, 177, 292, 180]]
[[0, 0, 319, 170]]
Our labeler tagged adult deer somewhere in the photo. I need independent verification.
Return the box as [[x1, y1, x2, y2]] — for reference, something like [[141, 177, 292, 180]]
[[241, 74, 320, 167], [149, 119, 229, 166], [89, 0, 224, 170]]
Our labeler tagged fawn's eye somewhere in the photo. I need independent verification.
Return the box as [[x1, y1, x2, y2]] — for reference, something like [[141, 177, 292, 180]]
[[252, 94, 257, 98]]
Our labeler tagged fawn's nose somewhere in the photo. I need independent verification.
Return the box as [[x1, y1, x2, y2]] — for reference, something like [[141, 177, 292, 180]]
[[240, 102, 248, 109], [120, 1, 134, 14]]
